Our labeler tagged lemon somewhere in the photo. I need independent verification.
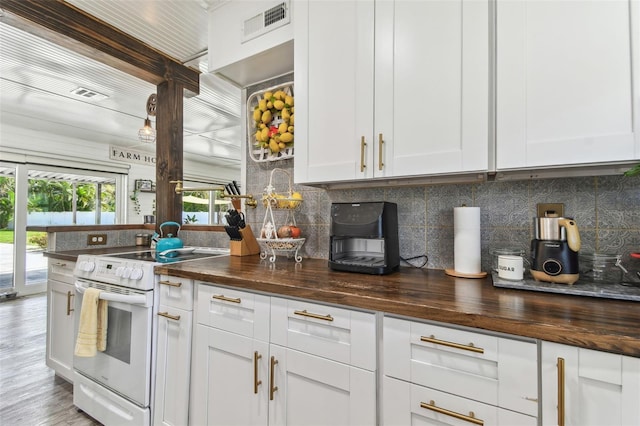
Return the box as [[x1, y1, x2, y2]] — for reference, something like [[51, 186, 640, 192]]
[[285, 95, 294, 106], [279, 132, 293, 143], [273, 100, 285, 110], [278, 123, 288, 134], [258, 99, 267, 112], [264, 91, 273, 100], [253, 108, 262, 122], [269, 139, 280, 153], [288, 125, 294, 133], [261, 110, 272, 124], [289, 191, 303, 208]]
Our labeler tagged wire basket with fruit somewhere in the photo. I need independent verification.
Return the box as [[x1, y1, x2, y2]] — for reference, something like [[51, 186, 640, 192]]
[[247, 82, 294, 163], [257, 168, 305, 263]]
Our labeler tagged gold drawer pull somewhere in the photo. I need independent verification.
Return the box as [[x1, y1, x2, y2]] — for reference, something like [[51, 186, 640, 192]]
[[294, 309, 334, 322], [360, 136, 367, 172], [420, 335, 484, 354], [270, 356, 278, 400], [66, 291, 74, 316], [159, 280, 182, 287], [158, 312, 181, 321], [254, 351, 262, 394], [558, 357, 565, 426], [54, 262, 67, 267], [420, 400, 484, 425], [378, 133, 384, 170], [212, 294, 241, 304]]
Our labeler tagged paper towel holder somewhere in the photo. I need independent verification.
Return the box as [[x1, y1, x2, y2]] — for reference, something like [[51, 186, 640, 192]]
[[444, 269, 487, 278], [444, 204, 488, 279]]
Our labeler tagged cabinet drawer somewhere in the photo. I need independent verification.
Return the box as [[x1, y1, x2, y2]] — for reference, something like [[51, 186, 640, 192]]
[[270, 297, 376, 371], [196, 284, 270, 341], [49, 260, 76, 283], [383, 376, 537, 426], [384, 317, 538, 416], [158, 276, 194, 310]]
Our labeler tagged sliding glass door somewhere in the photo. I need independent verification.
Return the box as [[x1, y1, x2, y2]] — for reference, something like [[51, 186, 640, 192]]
[[0, 165, 16, 297], [1, 162, 121, 297]]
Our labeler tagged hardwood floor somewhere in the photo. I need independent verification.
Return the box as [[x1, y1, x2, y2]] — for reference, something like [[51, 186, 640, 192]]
[[0, 294, 100, 425]]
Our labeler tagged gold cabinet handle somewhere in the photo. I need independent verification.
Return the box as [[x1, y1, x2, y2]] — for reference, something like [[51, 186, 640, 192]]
[[54, 262, 67, 267], [420, 400, 484, 425], [158, 311, 181, 321], [159, 280, 182, 287], [558, 357, 565, 426], [360, 136, 367, 172], [212, 294, 241, 304], [254, 351, 262, 394], [269, 356, 278, 400], [66, 291, 74, 316], [294, 309, 334, 322], [378, 133, 384, 170], [420, 335, 484, 354]]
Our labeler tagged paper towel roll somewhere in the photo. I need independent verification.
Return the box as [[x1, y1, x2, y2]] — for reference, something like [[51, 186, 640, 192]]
[[454, 207, 481, 274]]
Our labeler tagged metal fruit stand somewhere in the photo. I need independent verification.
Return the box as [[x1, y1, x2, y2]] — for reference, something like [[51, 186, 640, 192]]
[[257, 168, 305, 263]]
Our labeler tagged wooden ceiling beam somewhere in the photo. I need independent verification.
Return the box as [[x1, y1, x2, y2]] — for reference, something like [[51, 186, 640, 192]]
[[0, 0, 200, 95]]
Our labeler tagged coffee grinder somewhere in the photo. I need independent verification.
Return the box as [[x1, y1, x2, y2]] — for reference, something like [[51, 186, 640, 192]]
[[531, 203, 581, 284]]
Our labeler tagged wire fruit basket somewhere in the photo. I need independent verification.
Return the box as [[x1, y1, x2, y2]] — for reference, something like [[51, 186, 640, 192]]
[[257, 168, 304, 263], [247, 82, 294, 163]]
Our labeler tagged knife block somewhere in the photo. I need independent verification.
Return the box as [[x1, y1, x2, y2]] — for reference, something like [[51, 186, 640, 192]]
[[230, 225, 260, 256]]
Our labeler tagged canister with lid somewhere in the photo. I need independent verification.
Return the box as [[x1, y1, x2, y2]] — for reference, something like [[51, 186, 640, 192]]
[[490, 248, 526, 273], [578, 252, 625, 284]]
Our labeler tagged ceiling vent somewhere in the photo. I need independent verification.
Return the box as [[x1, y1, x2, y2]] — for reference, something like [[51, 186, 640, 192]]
[[241, 1, 290, 43], [70, 87, 109, 101]]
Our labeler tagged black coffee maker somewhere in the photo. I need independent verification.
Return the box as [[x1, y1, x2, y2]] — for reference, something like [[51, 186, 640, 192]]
[[531, 203, 581, 284], [329, 202, 399, 275]]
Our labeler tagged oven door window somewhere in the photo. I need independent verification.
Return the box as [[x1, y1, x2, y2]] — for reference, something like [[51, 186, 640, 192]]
[[103, 305, 132, 364]]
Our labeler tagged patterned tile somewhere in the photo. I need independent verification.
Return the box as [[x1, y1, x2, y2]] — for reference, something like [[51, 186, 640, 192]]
[[476, 180, 530, 227], [426, 184, 475, 228], [596, 175, 640, 229]]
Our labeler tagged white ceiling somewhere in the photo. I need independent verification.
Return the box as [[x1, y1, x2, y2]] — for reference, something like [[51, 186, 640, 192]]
[[0, 0, 242, 169]]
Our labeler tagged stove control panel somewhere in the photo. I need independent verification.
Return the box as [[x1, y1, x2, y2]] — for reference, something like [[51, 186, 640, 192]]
[[74, 255, 156, 290]]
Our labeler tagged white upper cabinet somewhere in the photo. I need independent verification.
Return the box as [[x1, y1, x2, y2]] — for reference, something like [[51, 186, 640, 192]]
[[375, 0, 489, 179], [294, 0, 375, 183], [496, 0, 640, 170], [294, 0, 489, 185]]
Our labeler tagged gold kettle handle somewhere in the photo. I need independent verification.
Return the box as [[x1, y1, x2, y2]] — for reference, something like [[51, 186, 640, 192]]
[[559, 218, 581, 252]]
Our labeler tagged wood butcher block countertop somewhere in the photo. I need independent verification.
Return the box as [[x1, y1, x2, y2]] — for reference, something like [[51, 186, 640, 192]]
[[156, 255, 640, 358]]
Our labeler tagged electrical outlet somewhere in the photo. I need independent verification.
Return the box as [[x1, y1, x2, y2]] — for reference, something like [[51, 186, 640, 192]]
[[87, 234, 108, 245]]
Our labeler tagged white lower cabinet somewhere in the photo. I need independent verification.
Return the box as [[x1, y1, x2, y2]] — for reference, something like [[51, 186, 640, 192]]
[[190, 283, 377, 425], [190, 284, 271, 426], [191, 325, 269, 426], [383, 376, 536, 426], [268, 344, 376, 426], [541, 341, 640, 426], [153, 276, 194, 426], [383, 316, 539, 425], [46, 259, 76, 382]]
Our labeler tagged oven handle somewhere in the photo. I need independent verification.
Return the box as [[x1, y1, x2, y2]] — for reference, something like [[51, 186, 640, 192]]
[[74, 282, 148, 305]]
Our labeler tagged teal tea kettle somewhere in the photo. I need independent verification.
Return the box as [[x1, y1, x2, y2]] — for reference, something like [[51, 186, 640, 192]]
[[156, 221, 184, 257]]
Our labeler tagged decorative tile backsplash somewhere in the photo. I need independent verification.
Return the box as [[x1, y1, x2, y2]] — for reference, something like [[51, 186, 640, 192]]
[[245, 76, 640, 272]]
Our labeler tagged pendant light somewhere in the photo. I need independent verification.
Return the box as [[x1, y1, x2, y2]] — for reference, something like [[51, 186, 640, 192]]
[[138, 94, 157, 144]]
